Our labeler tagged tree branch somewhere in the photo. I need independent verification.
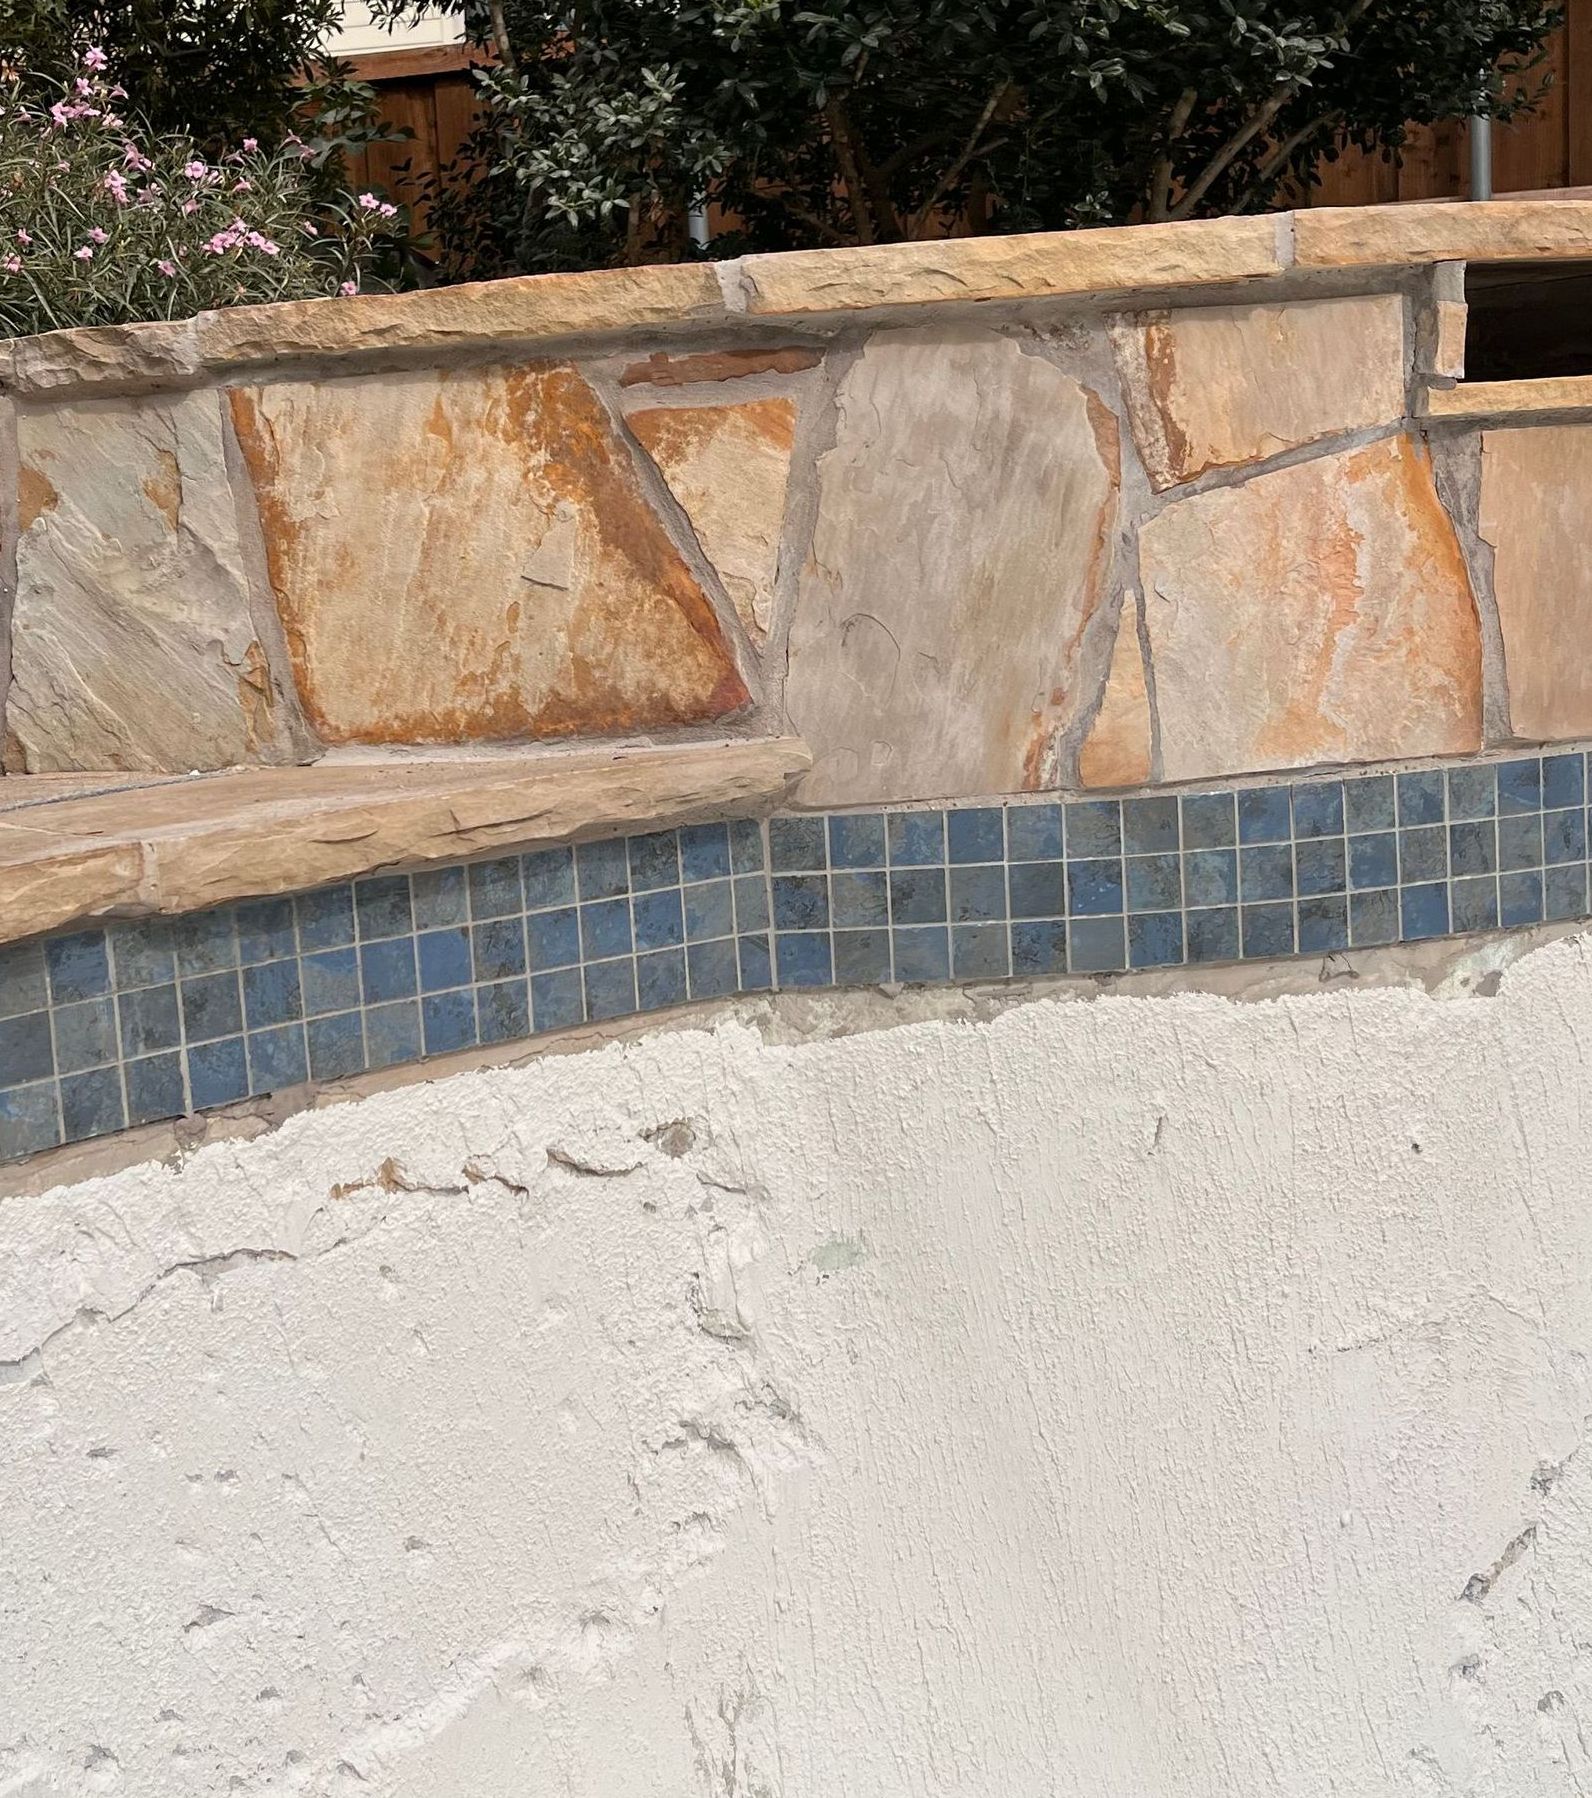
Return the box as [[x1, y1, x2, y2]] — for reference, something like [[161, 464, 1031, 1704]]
[[908, 77, 1017, 238], [823, 96, 876, 244], [486, 0, 518, 74], [1230, 108, 1341, 212], [1147, 87, 1198, 222]]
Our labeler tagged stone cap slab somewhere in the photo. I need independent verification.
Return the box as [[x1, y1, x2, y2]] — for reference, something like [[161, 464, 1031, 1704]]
[[0, 737, 810, 945], [1422, 373, 1592, 420]]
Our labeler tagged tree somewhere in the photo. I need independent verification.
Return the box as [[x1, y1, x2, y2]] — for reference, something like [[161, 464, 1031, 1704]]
[[373, 0, 1563, 276]]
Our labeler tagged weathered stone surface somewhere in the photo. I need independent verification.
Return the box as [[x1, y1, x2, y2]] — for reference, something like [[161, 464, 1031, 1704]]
[[628, 399, 796, 643], [4, 318, 203, 396], [202, 264, 725, 369], [742, 216, 1283, 316], [620, 347, 820, 387], [228, 363, 752, 746], [1427, 301, 1467, 380], [1294, 200, 1592, 269], [1078, 599, 1151, 788], [785, 326, 1119, 805], [1141, 436, 1482, 782], [1423, 375, 1592, 419], [0, 738, 810, 945], [1477, 424, 1592, 741], [1114, 295, 1406, 489], [7, 390, 301, 773]]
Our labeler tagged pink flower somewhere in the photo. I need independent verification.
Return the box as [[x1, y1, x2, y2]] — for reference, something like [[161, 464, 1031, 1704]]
[[244, 230, 280, 255], [182, 159, 207, 180], [300, 220, 318, 236], [357, 191, 378, 210], [122, 143, 150, 171], [3, 255, 20, 274], [103, 169, 130, 203], [180, 198, 198, 214], [15, 229, 30, 245], [231, 178, 252, 192], [378, 202, 397, 219], [48, 101, 70, 128], [88, 226, 108, 244], [73, 77, 92, 97], [339, 279, 358, 296], [156, 259, 176, 277], [241, 137, 258, 152], [73, 245, 93, 260], [82, 46, 108, 71]]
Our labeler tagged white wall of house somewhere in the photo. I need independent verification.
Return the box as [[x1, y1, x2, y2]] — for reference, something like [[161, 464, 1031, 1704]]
[[325, 2, 464, 59]]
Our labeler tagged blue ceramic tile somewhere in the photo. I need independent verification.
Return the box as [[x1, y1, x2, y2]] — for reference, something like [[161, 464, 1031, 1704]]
[[1186, 907, 1240, 964], [950, 864, 1007, 923], [1545, 862, 1588, 921], [1184, 848, 1238, 908], [1009, 861, 1065, 919], [477, 979, 530, 1045], [889, 868, 947, 926], [1241, 903, 1294, 959], [1349, 832, 1398, 890], [1182, 792, 1237, 850], [0, 1011, 53, 1088], [1126, 853, 1180, 913], [111, 918, 175, 990], [892, 926, 950, 984], [888, 811, 945, 867], [411, 867, 468, 930], [1350, 888, 1399, 947], [1070, 916, 1126, 973], [769, 816, 827, 872], [1068, 858, 1124, 917], [627, 831, 680, 894], [1447, 764, 1498, 820], [1450, 876, 1499, 934], [1298, 894, 1350, 954], [526, 906, 580, 972], [242, 960, 302, 1030], [1129, 911, 1184, 969], [417, 927, 472, 992], [187, 1037, 248, 1109], [360, 937, 417, 1006], [580, 898, 633, 960], [828, 813, 886, 869], [1291, 781, 1344, 839], [60, 1067, 125, 1143], [1066, 800, 1122, 858], [1006, 804, 1063, 862], [1448, 819, 1497, 878], [729, 818, 767, 874], [522, 847, 576, 911], [687, 937, 739, 1000], [423, 988, 478, 1055], [679, 822, 732, 883], [0, 941, 47, 1020], [1544, 753, 1586, 810], [738, 933, 772, 992], [953, 924, 1010, 980], [1501, 871, 1544, 927], [1010, 920, 1067, 976], [467, 918, 528, 1001], [468, 857, 523, 919], [1240, 844, 1294, 903], [306, 1012, 366, 1082], [1397, 771, 1445, 827], [1498, 813, 1543, 872], [633, 887, 685, 952], [126, 1051, 185, 1123], [637, 948, 688, 1010], [776, 931, 834, 988], [1345, 774, 1396, 833], [833, 928, 893, 985], [584, 957, 637, 1022], [1295, 838, 1346, 897], [173, 908, 240, 980], [683, 879, 734, 942], [53, 997, 117, 1073], [1546, 807, 1588, 864], [733, 874, 770, 932], [365, 999, 422, 1068], [1123, 796, 1179, 856], [948, 807, 1004, 864], [237, 896, 298, 963], [47, 931, 110, 1003], [295, 886, 355, 951], [0, 1082, 58, 1158], [1238, 788, 1291, 845], [774, 875, 830, 931], [353, 877, 411, 943], [1401, 882, 1450, 940], [576, 838, 631, 900], [1497, 757, 1542, 815], [830, 871, 886, 928], [180, 971, 243, 1043], [1399, 826, 1447, 883], [119, 984, 180, 1057], [302, 947, 361, 1017], [530, 968, 585, 1032], [247, 1025, 307, 1093]]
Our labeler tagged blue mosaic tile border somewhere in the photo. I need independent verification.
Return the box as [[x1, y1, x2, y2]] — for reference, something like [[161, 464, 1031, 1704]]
[[3, 752, 1591, 1164]]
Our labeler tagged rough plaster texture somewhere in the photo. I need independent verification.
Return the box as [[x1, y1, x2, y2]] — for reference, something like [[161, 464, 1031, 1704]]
[[5, 936, 1592, 1795]]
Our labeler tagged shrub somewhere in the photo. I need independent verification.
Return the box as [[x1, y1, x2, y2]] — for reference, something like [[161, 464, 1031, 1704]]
[[0, 54, 394, 336]]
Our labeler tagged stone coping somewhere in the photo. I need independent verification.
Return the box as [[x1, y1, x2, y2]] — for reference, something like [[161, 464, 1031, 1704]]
[[1423, 374, 1592, 420], [8, 199, 1592, 397], [0, 738, 811, 947]]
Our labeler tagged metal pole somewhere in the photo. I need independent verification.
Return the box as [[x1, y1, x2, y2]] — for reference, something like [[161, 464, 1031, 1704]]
[[687, 206, 710, 248], [1469, 113, 1494, 200]]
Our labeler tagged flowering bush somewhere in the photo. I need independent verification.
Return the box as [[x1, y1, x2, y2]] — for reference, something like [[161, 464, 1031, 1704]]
[[0, 52, 399, 337]]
